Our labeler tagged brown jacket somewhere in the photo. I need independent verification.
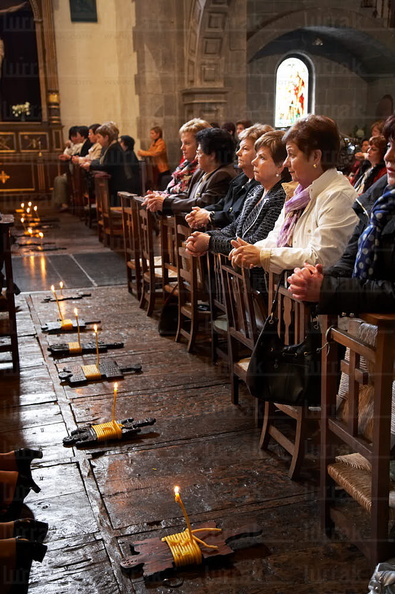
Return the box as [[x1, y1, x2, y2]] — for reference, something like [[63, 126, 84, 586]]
[[138, 138, 169, 173], [162, 163, 237, 215]]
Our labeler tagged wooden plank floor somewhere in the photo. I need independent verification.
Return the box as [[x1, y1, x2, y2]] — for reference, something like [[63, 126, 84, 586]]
[[0, 209, 372, 593]]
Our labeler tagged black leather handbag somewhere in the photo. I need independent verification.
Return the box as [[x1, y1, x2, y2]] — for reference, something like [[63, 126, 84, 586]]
[[246, 276, 322, 406], [158, 284, 178, 336]]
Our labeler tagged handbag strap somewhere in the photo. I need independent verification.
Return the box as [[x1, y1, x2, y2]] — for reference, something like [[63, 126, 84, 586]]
[[268, 271, 286, 318]]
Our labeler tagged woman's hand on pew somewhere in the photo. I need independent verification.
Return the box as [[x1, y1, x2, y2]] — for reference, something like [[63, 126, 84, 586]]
[[185, 232, 210, 257], [185, 207, 210, 229], [230, 238, 261, 269], [144, 194, 165, 212], [287, 263, 323, 302]]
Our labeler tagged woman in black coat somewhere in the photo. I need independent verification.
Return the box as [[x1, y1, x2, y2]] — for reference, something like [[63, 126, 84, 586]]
[[84, 122, 130, 206]]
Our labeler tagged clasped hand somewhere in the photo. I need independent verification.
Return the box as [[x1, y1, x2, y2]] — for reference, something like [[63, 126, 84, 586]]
[[185, 231, 210, 257], [185, 207, 210, 229], [142, 191, 165, 212], [229, 238, 261, 268], [287, 263, 324, 302]]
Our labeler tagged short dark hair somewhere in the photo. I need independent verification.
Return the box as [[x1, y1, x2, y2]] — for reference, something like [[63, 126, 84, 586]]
[[383, 115, 395, 142], [89, 123, 101, 133], [120, 135, 135, 151], [222, 121, 236, 135], [78, 126, 89, 139], [236, 119, 253, 129], [283, 115, 340, 171], [195, 127, 235, 165], [68, 126, 79, 140]]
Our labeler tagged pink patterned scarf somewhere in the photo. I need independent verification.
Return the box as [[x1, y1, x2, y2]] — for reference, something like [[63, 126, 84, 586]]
[[276, 184, 311, 247]]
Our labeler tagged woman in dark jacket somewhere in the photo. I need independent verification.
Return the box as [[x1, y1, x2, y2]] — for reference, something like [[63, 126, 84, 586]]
[[119, 135, 140, 195], [352, 134, 387, 195], [288, 114, 395, 314], [84, 122, 129, 206]]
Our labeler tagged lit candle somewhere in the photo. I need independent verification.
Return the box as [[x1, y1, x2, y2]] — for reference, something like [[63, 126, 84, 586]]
[[39, 231, 44, 247], [74, 308, 81, 346], [94, 324, 100, 367], [20, 217, 25, 230], [28, 201, 32, 207], [112, 382, 118, 422], [26, 208, 31, 215], [33, 205, 38, 214], [27, 227, 33, 236], [51, 285, 63, 320], [174, 486, 193, 538], [21, 203, 25, 210], [59, 281, 64, 296]]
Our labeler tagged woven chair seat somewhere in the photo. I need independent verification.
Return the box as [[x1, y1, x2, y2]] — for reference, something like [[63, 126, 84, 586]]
[[328, 453, 395, 518]]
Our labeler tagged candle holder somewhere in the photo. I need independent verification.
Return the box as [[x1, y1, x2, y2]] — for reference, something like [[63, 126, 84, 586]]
[[63, 381, 155, 447], [47, 338, 124, 358], [119, 488, 263, 581], [41, 317, 101, 334], [57, 359, 142, 385]]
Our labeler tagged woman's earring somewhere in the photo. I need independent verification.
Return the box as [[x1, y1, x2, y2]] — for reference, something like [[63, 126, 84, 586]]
[[276, 173, 280, 177], [313, 163, 318, 169]]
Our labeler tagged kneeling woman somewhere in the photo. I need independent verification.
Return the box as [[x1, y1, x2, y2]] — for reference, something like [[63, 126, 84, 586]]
[[230, 115, 358, 274]]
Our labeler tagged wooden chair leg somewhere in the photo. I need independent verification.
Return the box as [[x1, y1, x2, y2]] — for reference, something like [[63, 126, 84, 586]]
[[288, 412, 307, 480], [259, 402, 274, 450]]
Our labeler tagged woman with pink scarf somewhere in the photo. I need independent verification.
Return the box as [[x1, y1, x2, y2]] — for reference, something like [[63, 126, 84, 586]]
[[230, 115, 358, 274]]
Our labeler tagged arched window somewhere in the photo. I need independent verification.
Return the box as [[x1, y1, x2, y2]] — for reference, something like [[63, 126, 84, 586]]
[[275, 56, 311, 128]]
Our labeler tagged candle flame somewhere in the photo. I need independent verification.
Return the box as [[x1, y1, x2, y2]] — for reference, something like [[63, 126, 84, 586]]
[[26, 208, 30, 214], [28, 201, 32, 207], [94, 324, 98, 333], [174, 486, 180, 495], [114, 382, 118, 391], [34, 205, 38, 211], [74, 308, 78, 316], [21, 203, 24, 208], [39, 232, 43, 238], [20, 217, 24, 223], [51, 285, 55, 292], [59, 281, 63, 289]]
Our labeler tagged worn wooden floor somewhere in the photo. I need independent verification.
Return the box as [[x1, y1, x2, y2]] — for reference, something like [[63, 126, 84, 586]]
[[0, 208, 372, 593]]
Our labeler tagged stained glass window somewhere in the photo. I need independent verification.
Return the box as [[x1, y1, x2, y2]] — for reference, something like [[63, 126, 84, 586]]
[[275, 57, 310, 128]]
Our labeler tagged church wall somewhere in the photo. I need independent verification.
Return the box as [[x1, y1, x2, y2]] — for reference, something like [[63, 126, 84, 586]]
[[52, 0, 139, 145]]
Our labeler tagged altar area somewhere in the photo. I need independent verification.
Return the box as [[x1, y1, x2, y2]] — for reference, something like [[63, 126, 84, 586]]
[[0, 0, 64, 206]]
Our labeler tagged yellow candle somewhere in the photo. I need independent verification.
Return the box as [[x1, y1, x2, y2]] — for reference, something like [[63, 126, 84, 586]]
[[51, 285, 63, 320], [112, 382, 118, 422], [74, 308, 81, 346], [59, 281, 64, 296], [94, 324, 100, 367], [174, 486, 193, 538]]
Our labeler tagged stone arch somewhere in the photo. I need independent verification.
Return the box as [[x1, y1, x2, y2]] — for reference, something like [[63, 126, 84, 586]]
[[247, 7, 395, 81]]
